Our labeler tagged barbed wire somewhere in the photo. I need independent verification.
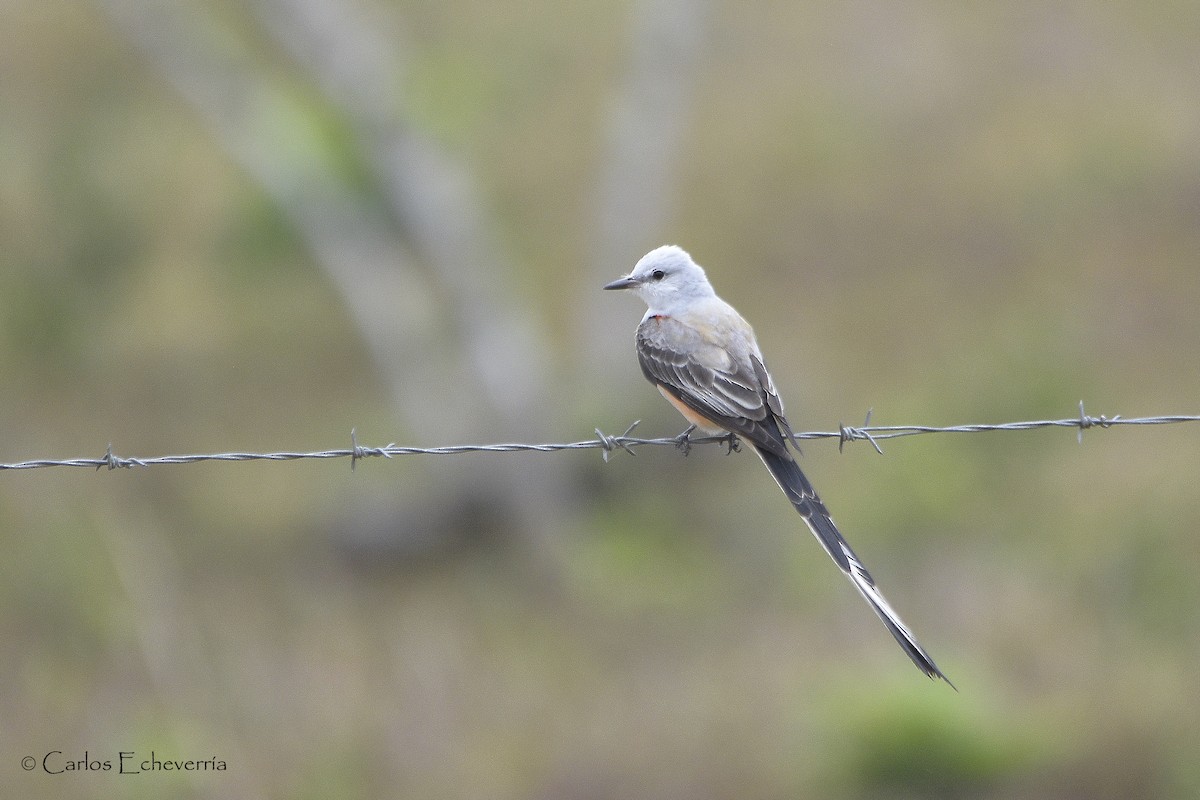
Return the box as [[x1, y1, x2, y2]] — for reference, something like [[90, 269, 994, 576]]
[[2, 403, 1198, 473]]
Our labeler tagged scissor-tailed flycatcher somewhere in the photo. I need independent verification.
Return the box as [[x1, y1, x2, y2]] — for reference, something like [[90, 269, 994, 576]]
[[605, 245, 951, 684]]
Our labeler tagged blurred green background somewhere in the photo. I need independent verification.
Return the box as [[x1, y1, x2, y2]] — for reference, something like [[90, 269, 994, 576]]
[[3, 1, 1199, 798]]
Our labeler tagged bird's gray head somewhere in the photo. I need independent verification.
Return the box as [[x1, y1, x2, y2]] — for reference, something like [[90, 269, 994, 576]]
[[603, 245, 716, 312]]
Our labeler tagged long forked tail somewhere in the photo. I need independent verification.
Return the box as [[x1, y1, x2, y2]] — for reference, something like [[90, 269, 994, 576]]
[[752, 445, 953, 686]]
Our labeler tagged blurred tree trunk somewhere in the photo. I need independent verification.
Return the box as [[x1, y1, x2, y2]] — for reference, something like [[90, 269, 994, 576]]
[[581, 0, 712, 377], [96, 0, 571, 566]]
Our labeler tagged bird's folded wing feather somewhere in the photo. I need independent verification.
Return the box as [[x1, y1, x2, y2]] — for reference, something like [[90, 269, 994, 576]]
[[636, 315, 792, 458]]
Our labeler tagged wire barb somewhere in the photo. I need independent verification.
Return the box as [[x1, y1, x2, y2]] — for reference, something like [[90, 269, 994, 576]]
[[2, 408, 1199, 472], [97, 442, 140, 471], [839, 409, 884, 455], [594, 419, 642, 463]]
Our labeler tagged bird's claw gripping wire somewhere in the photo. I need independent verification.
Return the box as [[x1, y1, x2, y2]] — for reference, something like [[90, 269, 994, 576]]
[[673, 424, 697, 456]]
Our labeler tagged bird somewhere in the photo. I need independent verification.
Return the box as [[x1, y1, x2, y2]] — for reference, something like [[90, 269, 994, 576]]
[[604, 244, 951, 684]]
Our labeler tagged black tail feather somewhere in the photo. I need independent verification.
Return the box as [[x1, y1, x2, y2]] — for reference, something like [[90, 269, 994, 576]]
[[753, 445, 952, 686]]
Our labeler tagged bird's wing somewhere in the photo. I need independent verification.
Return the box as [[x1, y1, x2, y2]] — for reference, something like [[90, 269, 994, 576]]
[[636, 315, 794, 457]]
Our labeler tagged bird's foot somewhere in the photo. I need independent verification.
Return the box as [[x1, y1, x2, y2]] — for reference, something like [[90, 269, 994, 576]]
[[672, 424, 697, 456], [721, 432, 741, 454]]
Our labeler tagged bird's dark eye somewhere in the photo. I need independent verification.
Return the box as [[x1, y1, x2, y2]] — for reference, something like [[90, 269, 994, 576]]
[[651, 269, 666, 281]]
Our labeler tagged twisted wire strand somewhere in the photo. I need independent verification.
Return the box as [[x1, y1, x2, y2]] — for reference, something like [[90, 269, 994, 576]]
[[2, 404, 1197, 472]]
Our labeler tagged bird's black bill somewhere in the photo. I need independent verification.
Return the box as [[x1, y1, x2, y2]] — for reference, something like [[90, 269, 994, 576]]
[[603, 276, 639, 290]]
